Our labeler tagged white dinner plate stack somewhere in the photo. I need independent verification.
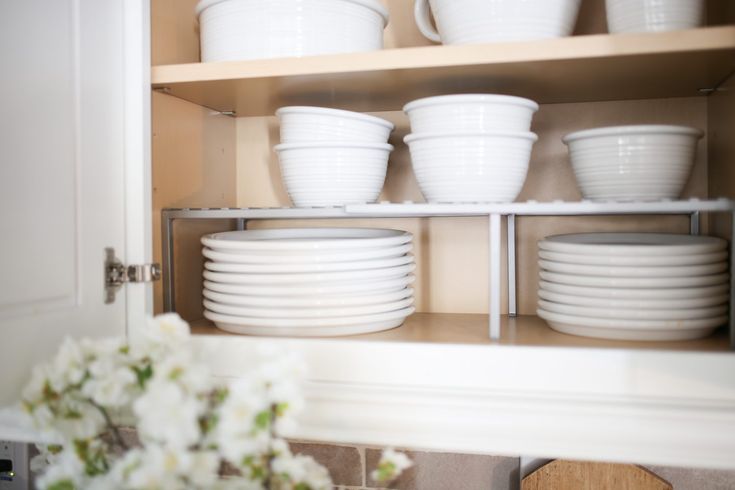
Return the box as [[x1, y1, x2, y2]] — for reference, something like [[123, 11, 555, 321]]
[[201, 228, 416, 336], [537, 233, 730, 341]]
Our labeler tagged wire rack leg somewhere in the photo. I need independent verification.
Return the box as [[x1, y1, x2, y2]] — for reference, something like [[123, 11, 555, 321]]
[[489, 213, 502, 340]]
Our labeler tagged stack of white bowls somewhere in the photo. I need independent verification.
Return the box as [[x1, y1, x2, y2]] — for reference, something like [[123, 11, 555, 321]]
[[563, 125, 704, 201], [201, 228, 416, 336], [537, 233, 730, 341], [196, 0, 390, 62], [606, 0, 704, 34], [274, 107, 394, 207], [403, 94, 539, 203]]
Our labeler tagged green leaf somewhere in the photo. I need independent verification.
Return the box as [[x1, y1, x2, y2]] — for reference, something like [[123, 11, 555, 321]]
[[132, 364, 153, 388], [168, 367, 184, 380], [275, 402, 289, 418], [294, 483, 312, 490], [254, 410, 270, 430], [119, 345, 130, 355], [47, 480, 76, 490]]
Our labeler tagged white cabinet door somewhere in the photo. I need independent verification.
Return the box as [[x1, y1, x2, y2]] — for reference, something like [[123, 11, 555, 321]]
[[0, 0, 151, 406]]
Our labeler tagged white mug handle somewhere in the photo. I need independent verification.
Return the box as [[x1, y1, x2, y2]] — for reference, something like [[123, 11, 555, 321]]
[[414, 0, 442, 43]]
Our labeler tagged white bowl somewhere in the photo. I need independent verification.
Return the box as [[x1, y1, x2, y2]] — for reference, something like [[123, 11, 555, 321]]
[[405, 131, 537, 203], [276, 106, 394, 143], [275, 142, 392, 207], [606, 0, 704, 33], [196, 0, 389, 62], [403, 94, 539, 133], [414, 0, 581, 44], [563, 125, 703, 201]]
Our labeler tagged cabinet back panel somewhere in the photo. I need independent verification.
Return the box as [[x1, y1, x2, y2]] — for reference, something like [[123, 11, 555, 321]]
[[707, 72, 735, 241]]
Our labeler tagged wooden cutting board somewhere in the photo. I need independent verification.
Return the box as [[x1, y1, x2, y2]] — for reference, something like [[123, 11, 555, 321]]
[[522, 460, 673, 490]]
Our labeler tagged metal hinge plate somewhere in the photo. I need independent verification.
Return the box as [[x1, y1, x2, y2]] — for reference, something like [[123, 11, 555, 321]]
[[105, 247, 161, 304]]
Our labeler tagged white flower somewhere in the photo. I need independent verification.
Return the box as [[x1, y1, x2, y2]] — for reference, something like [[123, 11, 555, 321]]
[[271, 453, 332, 490], [120, 445, 185, 490], [82, 356, 138, 407], [35, 448, 85, 490], [370, 448, 413, 483], [134, 379, 203, 449], [133, 313, 191, 361], [214, 378, 271, 465], [187, 450, 220, 488], [51, 397, 106, 440]]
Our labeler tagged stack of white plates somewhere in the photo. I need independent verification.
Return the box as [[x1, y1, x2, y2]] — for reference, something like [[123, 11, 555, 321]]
[[201, 228, 416, 336], [537, 233, 730, 341]]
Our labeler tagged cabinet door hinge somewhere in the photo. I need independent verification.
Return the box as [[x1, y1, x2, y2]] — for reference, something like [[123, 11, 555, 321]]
[[105, 247, 161, 304]]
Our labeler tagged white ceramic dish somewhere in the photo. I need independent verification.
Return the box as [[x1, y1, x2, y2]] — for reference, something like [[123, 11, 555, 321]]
[[403, 94, 538, 133], [275, 142, 392, 207], [538, 289, 729, 310], [203, 262, 416, 285], [203, 296, 414, 318], [276, 106, 393, 143], [538, 308, 722, 341], [202, 228, 412, 252], [204, 254, 414, 274], [539, 233, 726, 256], [538, 280, 729, 300], [606, 0, 704, 33], [538, 249, 727, 266], [405, 131, 537, 203], [538, 259, 727, 278], [413, 0, 581, 44], [197, 0, 389, 62], [539, 270, 729, 288], [203, 274, 416, 296], [202, 243, 412, 264], [563, 125, 703, 201], [538, 299, 727, 321], [204, 306, 415, 337], [203, 286, 414, 308]]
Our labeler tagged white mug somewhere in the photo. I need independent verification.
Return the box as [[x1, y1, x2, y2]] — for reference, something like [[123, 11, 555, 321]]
[[606, 0, 704, 33], [414, 0, 582, 45]]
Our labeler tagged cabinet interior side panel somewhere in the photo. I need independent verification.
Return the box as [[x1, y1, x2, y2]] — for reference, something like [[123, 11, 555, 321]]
[[151, 0, 200, 65], [152, 92, 237, 317], [235, 97, 707, 316], [707, 72, 735, 240]]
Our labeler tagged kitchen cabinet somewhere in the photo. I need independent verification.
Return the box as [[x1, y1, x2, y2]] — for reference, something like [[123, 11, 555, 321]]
[[148, 0, 735, 468], [3, 0, 735, 471]]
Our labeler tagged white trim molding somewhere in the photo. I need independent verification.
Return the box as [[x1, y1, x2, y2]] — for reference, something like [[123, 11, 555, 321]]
[[197, 335, 735, 469]]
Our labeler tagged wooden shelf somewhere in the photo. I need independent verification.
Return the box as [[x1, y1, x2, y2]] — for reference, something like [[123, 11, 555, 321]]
[[191, 313, 730, 352], [151, 27, 735, 116]]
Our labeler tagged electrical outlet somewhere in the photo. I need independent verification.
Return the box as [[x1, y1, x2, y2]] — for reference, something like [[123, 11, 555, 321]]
[[0, 441, 29, 490]]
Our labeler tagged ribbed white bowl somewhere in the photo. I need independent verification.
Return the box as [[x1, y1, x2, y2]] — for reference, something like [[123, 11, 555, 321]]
[[606, 0, 704, 33], [196, 0, 389, 62], [403, 94, 539, 133], [277, 106, 394, 143], [563, 125, 703, 201], [414, 0, 581, 44], [405, 131, 537, 203], [275, 142, 392, 207]]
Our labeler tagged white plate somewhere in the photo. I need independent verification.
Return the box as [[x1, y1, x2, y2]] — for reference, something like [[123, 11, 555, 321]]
[[539, 270, 729, 288], [538, 259, 727, 278], [202, 228, 412, 252], [538, 280, 729, 300], [203, 274, 416, 296], [204, 306, 415, 337], [538, 289, 729, 310], [538, 249, 727, 266], [204, 254, 414, 273], [203, 286, 414, 308], [537, 308, 724, 341], [203, 296, 414, 318], [203, 263, 416, 285], [537, 299, 727, 321], [202, 243, 412, 264], [539, 233, 726, 256]]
